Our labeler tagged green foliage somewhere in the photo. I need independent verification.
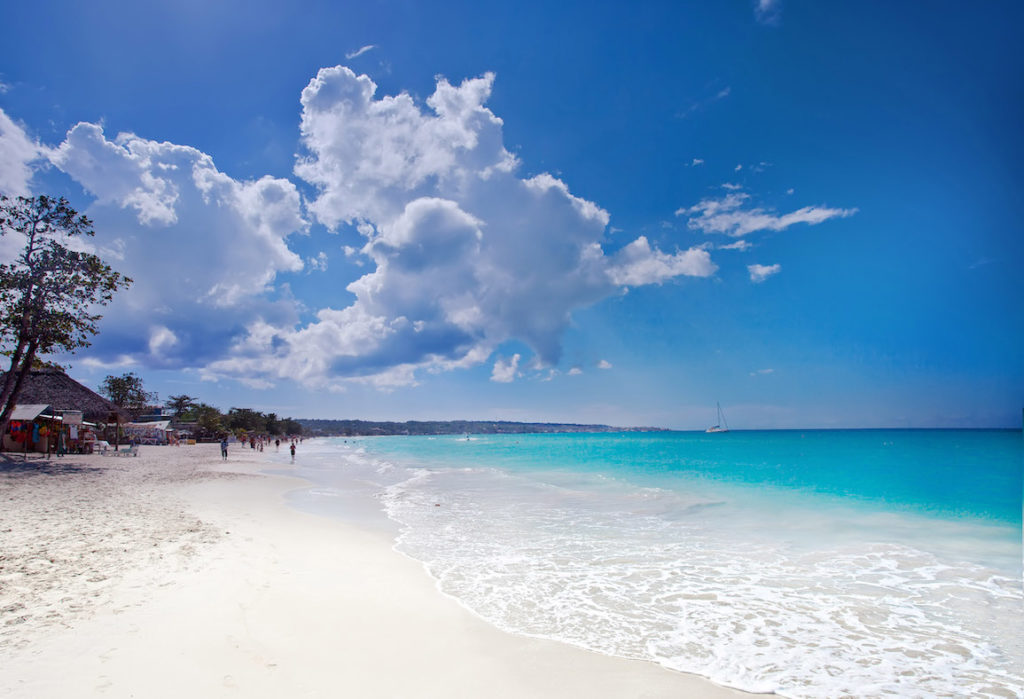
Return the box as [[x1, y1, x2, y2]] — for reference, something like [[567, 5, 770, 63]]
[[166, 394, 197, 418], [225, 407, 299, 436], [0, 195, 132, 431], [280, 418, 303, 435], [172, 400, 301, 439], [190, 403, 224, 438], [0, 195, 131, 359], [100, 372, 157, 412]]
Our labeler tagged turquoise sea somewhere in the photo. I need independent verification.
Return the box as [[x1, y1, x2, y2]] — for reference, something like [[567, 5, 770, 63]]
[[283, 430, 1022, 698]]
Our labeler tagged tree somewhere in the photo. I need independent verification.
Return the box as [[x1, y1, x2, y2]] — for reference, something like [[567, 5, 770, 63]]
[[227, 407, 264, 433], [280, 418, 304, 436], [191, 403, 223, 438], [166, 394, 197, 418], [100, 372, 156, 415], [0, 195, 132, 436]]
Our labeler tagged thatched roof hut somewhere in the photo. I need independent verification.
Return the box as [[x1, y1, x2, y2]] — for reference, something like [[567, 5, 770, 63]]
[[2, 368, 131, 423]]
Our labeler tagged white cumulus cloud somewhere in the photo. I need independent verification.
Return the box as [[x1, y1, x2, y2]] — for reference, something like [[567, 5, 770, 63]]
[[148, 325, 179, 356], [47, 123, 308, 367], [491, 353, 521, 383], [597, 359, 612, 369], [748, 263, 781, 283], [608, 236, 716, 286], [29, 67, 719, 389], [0, 108, 42, 197], [203, 66, 715, 389]]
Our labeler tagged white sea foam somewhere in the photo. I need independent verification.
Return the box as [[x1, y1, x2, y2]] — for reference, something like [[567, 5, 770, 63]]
[[371, 461, 1023, 698], [289, 437, 1023, 698]]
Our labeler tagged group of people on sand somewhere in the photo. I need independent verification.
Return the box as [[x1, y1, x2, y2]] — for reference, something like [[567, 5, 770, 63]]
[[219, 435, 302, 461]]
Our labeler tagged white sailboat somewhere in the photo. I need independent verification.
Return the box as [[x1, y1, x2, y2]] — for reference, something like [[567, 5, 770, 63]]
[[705, 402, 729, 433]]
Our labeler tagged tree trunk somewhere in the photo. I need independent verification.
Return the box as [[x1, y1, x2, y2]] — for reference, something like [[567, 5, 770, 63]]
[[0, 339, 39, 448], [0, 285, 37, 417], [0, 338, 29, 416]]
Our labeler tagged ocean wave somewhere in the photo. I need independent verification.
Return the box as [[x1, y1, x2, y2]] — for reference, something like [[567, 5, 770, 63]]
[[306, 435, 1023, 698], [377, 463, 1023, 698]]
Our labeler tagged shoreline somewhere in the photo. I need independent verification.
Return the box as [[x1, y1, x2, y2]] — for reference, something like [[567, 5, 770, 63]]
[[1, 443, 754, 698]]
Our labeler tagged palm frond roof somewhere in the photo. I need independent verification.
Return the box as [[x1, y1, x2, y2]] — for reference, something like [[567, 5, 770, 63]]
[[2, 368, 131, 423]]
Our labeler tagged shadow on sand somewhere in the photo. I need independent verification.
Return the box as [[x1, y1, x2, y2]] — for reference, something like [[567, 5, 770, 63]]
[[0, 453, 104, 476]]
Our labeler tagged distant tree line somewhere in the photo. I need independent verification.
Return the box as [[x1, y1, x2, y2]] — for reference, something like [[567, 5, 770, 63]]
[[299, 419, 666, 436], [99, 372, 304, 440]]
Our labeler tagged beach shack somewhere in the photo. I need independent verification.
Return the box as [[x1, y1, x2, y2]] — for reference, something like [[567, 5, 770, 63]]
[[123, 420, 175, 445], [1, 368, 131, 453], [2, 403, 62, 454]]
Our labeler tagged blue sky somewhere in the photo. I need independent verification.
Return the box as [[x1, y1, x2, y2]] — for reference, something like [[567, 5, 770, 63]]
[[1, 1, 1021, 429]]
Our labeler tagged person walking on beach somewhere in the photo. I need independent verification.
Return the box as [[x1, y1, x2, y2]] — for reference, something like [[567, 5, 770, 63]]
[[289, 442, 296, 462], [220, 436, 229, 461]]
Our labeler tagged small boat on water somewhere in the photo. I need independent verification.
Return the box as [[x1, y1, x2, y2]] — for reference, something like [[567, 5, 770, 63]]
[[706, 402, 729, 433]]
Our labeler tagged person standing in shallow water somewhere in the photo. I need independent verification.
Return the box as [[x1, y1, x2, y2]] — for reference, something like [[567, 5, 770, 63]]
[[289, 442, 296, 462], [220, 436, 229, 461]]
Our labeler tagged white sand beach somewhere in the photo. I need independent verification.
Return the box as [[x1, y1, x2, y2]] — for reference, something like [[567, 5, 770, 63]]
[[0, 443, 752, 698]]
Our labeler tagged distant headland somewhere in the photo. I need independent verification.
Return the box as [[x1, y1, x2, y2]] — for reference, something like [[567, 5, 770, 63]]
[[298, 419, 670, 436]]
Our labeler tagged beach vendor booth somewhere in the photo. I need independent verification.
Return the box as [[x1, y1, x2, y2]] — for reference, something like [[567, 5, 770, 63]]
[[0, 368, 131, 453], [3, 404, 62, 454], [59, 410, 102, 453], [123, 420, 174, 445]]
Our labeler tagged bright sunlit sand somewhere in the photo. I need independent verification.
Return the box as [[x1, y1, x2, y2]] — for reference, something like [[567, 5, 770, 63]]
[[0, 443, 750, 698]]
